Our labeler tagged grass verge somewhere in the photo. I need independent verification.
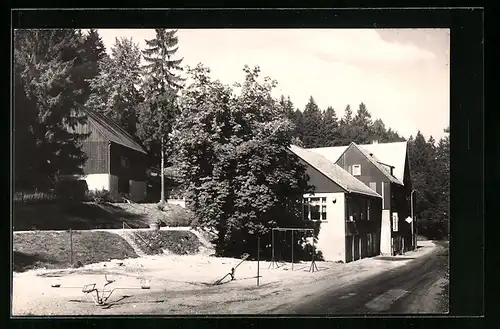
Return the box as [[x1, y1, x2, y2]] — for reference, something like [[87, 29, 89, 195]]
[[436, 279, 449, 313], [131, 230, 201, 255], [14, 202, 197, 231], [13, 202, 148, 230], [13, 231, 138, 272]]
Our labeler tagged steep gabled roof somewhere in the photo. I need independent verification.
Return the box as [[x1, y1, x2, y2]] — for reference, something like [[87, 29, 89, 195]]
[[359, 142, 408, 184], [82, 108, 147, 154], [307, 145, 348, 164], [353, 143, 403, 185], [308, 141, 408, 184], [289, 145, 381, 198]]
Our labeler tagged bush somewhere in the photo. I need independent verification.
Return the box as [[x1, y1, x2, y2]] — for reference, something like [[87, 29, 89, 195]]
[[133, 230, 200, 255], [157, 202, 166, 211], [55, 179, 88, 204], [86, 189, 114, 204], [159, 205, 194, 227], [168, 209, 192, 226]]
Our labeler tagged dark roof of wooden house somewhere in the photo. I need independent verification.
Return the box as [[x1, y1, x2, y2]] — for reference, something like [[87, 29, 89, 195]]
[[82, 108, 147, 154]]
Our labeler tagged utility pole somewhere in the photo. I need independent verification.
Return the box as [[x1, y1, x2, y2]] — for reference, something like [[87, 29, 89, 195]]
[[411, 189, 416, 250]]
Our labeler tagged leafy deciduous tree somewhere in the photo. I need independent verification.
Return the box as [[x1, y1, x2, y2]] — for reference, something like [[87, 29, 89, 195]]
[[171, 64, 313, 256]]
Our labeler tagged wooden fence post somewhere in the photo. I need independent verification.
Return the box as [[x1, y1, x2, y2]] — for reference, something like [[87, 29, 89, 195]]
[[257, 236, 260, 287], [70, 228, 73, 265]]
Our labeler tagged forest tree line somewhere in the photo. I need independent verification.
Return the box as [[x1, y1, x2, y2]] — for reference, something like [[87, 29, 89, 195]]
[[282, 96, 450, 240], [13, 29, 449, 256]]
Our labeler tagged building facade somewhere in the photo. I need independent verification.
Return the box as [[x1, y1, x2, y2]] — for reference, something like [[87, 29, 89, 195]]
[[308, 141, 414, 256], [290, 145, 382, 263], [67, 109, 148, 202]]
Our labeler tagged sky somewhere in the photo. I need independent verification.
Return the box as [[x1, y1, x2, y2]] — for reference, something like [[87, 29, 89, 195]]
[[97, 28, 450, 140]]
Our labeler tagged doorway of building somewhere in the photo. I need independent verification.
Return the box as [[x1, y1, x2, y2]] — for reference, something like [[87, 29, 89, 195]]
[[345, 235, 353, 263], [118, 177, 129, 195]]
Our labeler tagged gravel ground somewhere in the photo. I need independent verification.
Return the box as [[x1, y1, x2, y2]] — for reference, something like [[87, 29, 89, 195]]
[[11, 241, 437, 316]]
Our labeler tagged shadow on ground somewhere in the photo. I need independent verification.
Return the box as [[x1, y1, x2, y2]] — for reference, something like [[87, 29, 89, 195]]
[[13, 251, 63, 272]]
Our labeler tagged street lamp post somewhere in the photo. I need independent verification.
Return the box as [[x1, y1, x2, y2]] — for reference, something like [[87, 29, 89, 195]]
[[411, 189, 416, 250]]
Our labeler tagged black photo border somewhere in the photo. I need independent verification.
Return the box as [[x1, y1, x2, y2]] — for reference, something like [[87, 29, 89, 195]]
[[7, 7, 485, 329]]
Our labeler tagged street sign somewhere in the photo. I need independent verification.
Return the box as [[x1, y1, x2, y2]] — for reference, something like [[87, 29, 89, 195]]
[[405, 216, 413, 224], [392, 213, 399, 232]]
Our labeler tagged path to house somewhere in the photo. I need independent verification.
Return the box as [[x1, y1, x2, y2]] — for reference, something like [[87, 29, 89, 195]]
[[272, 240, 449, 314], [12, 241, 440, 316]]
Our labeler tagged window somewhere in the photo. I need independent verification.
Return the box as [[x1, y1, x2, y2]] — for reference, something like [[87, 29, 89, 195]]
[[367, 233, 372, 256], [303, 197, 328, 221], [369, 182, 377, 192], [347, 198, 358, 222], [352, 164, 361, 176], [360, 199, 369, 221], [120, 156, 130, 168], [367, 199, 371, 221], [347, 197, 371, 222]]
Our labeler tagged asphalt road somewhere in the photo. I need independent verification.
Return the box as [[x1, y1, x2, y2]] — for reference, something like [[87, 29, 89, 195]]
[[272, 242, 449, 315]]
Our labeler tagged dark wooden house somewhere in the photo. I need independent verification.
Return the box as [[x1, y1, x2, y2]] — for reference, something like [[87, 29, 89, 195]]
[[67, 108, 148, 202]]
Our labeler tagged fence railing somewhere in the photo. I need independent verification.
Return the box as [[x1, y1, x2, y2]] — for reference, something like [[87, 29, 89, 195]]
[[122, 221, 155, 252], [14, 191, 58, 204]]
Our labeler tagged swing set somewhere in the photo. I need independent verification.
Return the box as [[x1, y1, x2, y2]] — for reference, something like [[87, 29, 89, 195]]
[[268, 227, 319, 272]]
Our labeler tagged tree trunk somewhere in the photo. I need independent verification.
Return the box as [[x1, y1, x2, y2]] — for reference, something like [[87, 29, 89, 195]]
[[159, 137, 166, 206]]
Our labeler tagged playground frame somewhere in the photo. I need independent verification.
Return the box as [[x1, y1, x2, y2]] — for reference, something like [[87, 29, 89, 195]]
[[268, 227, 319, 272]]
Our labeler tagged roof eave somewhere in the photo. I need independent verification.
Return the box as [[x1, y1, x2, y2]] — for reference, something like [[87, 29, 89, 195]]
[[288, 146, 350, 194], [109, 140, 147, 154]]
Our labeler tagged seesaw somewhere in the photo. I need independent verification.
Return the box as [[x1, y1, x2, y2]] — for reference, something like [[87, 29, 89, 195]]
[[213, 253, 250, 285], [51, 274, 150, 306]]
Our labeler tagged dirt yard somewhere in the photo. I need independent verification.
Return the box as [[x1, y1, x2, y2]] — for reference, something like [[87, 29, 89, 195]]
[[12, 241, 437, 316]]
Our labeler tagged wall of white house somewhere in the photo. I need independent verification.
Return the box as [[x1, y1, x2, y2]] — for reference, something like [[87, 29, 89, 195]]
[[84, 174, 146, 202], [306, 192, 346, 262], [84, 174, 121, 200], [380, 209, 392, 255], [129, 180, 147, 202], [85, 174, 112, 191]]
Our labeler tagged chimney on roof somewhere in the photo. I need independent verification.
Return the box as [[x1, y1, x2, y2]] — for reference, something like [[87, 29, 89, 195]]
[[372, 140, 379, 144]]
